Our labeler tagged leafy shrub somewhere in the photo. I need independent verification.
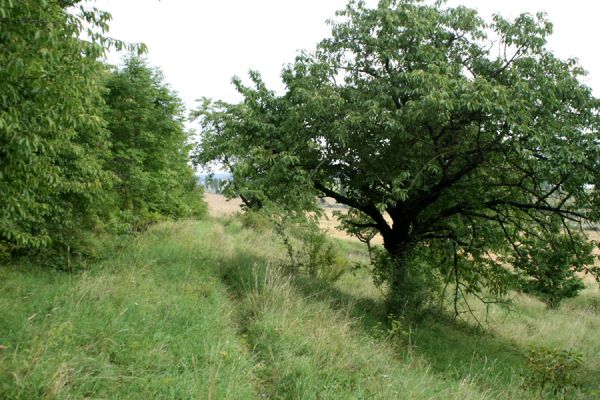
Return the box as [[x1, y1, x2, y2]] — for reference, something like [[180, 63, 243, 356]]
[[511, 233, 594, 308], [373, 314, 415, 352], [263, 210, 350, 282], [240, 210, 271, 233], [0, 241, 12, 262], [522, 346, 582, 398], [300, 228, 348, 282]]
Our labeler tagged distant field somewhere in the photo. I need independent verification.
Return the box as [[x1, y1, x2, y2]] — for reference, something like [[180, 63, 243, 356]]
[[204, 192, 243, 216], [204, 192, 383, 243], [204, 193, 600, 259]]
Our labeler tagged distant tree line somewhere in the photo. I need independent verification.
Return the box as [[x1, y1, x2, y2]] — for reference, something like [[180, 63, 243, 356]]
[[0, 0, 206, 265], [199, 175, 231, 194]]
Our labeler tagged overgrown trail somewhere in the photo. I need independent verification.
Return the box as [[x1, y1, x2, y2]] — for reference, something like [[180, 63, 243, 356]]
[[0, 222, 258, 399], [211, 222, 492, 399], [1, 219, 598, 399]]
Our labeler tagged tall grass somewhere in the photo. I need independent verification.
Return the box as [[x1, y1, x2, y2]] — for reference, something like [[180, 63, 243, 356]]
[[0, 221, 257, 399], [1, 217, 598, 399]]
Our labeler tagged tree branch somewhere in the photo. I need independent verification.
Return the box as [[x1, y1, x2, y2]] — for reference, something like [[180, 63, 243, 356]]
[[313, 181, 392, 235]]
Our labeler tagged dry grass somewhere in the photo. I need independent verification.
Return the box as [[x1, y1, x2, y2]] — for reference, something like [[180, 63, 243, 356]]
[[204, 193, 384, 244], [204, 193, 243, 216]]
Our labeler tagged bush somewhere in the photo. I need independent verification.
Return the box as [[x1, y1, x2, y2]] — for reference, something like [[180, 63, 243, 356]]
[[0, 241, 12, 262], [372, 248, 443, 317], [522, 346, 582, 398], [300, 228, 348, 282], [239, 210, 271, 233], [511, 233, 594, 308], [259, 210, 350, 283], [373, 314, 415, 352]]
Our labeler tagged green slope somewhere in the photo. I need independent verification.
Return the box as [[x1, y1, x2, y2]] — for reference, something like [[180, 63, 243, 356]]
[[1, 219, 598, 399]]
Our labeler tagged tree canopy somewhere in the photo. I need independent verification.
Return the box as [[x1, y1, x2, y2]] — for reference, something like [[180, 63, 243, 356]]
[[1, 1, 204, 263], [104, 56, 206, 231], [0, 0, 118, 255], [195, 0, 600, 309]]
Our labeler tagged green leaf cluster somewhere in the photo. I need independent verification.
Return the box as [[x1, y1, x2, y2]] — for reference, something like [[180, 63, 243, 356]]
[[0, 0, 114, 254], [509, 231, 595, 308], [523, 346, 583, 398], [0, 1, 204, 264]]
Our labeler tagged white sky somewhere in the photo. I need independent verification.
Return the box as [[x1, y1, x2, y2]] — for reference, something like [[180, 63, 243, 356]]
[[93, 0, 600, 112]]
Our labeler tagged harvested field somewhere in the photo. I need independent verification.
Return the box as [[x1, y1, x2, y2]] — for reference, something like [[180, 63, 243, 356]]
[[204, 192, 243, 216], [204, 192, 599, 275], [204, 192, 382, 244]]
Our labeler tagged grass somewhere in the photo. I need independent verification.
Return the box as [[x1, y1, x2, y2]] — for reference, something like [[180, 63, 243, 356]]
[[0, 222, 257, 399], [1, 217, 599, 399]]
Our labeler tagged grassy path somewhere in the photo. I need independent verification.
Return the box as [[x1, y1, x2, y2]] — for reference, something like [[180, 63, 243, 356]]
[[1, 219, 598, 399], [1, 222, 258, 399]]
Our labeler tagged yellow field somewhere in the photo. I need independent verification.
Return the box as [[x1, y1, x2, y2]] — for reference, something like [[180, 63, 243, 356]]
[[204, 192, 243, 216], [204, 192, 378, 243], [204, 192, 599, 283]]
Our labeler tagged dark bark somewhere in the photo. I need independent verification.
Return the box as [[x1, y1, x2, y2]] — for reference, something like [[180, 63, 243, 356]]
[[380, 223, 415, 308], [239, 194, 263, 210]]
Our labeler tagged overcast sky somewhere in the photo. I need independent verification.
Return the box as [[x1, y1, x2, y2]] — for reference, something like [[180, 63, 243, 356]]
[[93, 0, 600, 111]]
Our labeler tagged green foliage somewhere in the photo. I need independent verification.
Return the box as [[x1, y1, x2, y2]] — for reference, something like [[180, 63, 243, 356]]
[[0, 1, 202, 263], [299, 227, 347, 282], [0, 0, 148, 262], [372, 247, 443, 315], [338, 208, 378, 260], [275, 214, 349, 282], [240, 209, 272, 233], [0, 0, 110, 254], [195, 0, 600, 312], [522, 346, 583, 398], [103, 56, 206, 230], [245, 207, 349, 282], [373, 314, 415, 352], [510, 231, 595, 308]]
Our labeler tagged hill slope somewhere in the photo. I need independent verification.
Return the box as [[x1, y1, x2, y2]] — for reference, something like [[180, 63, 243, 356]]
[[1, 219, 598, 399]]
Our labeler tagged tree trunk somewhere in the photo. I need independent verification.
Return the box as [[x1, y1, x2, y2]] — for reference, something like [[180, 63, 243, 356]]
[[381, 232, 414, 313]]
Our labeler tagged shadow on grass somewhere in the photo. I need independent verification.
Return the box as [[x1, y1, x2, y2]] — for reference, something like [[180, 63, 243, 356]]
[[211, 247, 599, 398], [289, 275, 535, 395]]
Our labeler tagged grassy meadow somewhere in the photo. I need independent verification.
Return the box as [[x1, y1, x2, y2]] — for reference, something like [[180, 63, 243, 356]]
[[1, 215, 599, 399]]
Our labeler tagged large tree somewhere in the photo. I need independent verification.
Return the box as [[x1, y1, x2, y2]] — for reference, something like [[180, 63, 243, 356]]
[[0, 0, 138, 259], [104, 56, 206, 231], [195, 0, 600, 309]]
